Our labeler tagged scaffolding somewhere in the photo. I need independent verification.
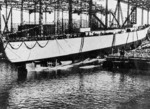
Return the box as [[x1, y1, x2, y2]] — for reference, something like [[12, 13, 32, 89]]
[[0, 0, 149, 35]]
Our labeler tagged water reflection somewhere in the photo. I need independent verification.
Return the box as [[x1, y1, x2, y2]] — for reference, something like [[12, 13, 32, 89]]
[[1, 61, 150, 108], [8, 67, 150, 108], [17, 66, 27, 82], [0, 61, 18, 109]]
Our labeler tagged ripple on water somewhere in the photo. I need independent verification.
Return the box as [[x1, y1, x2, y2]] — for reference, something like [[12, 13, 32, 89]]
[[0, 61, 18, 109], [1, 61, 150, 109], [6, 67, 150, 109]]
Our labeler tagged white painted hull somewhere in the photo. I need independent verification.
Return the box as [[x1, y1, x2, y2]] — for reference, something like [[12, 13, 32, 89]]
[[3, 27, 149, 63]]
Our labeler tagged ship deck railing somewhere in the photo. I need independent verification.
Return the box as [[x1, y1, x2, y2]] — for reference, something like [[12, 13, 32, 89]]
[[4, 24, 149, 42]]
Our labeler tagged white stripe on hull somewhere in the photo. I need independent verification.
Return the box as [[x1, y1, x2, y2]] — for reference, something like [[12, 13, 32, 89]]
[[4, 27, 149, 63]]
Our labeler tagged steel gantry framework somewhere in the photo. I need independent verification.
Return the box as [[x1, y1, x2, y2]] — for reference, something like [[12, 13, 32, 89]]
[[0, 0, 114, 34], [121, 0, 150, 9], [121, 0, 150, 25], [0, 0, 113, 33], [0, 0, 150, 34]]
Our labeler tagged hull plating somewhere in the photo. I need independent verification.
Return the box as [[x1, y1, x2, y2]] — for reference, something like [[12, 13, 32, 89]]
[[3, 27, 149, 63]]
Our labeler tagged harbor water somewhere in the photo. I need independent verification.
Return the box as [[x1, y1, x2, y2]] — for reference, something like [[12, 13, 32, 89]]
[[1, 60, 150, 109]]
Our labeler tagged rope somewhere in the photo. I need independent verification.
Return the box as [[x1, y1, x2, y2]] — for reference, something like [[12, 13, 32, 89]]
[[4, 42, 8, 50], [55, 39, 66, 54], [7, 41, 24, 50], [136, 30, 139, 41], [111, 33, 116, 54], [63, 39, 73, 51], [27, 49, 32, 61], [7, 47, 23, 60], [112, 33, 116, 47], [24, 41, 37, 49], [56, 40, 60, 55], [79, 36, 84, 52], [5, 39, 50, 50], [132, 31, 134, 42], [125, 33, 130, 48], [36, 40, 49, 48]]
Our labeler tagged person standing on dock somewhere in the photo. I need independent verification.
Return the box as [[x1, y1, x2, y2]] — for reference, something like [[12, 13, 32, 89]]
[[120, 47, 125, 58]]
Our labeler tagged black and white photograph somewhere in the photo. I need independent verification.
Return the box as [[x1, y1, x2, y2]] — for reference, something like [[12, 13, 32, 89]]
[[0, 0, 150, 108]]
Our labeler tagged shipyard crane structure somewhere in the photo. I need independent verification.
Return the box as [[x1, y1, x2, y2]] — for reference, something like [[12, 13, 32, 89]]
[[0, 0, 113, 34], [119, 0, 150, 26], [0, 0, 149, 35]]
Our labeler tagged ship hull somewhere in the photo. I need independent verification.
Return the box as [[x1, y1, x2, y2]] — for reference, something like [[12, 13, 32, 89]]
[[2, 27, 149, 63]]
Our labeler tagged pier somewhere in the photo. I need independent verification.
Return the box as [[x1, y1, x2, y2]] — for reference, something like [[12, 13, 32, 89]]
[[103, 56, 150, 70], [103, 40, 150, 70]]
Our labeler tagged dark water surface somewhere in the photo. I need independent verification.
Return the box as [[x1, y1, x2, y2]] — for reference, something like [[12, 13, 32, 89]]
[[1, 61, 150, 109]]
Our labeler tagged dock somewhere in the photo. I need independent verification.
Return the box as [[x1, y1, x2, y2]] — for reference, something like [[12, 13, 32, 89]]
[[103, 56, 150, 70]]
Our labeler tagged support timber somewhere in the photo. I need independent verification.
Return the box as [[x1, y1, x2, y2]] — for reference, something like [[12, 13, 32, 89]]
[[10, 2, 13, 32], [117, 0, 121, 25], [0, 5, 1, 33], [62, 9, 64, 33], [89, 0, 92, 28], [68, 0, 73, 33], [105, 0, 108, 28], [110, 0, 123, 28], [29, 11, 30, 24], [141, 7, 144, 25], [127, 0, 130, 26], [122, 7, 136, 27], [147, 9, 149, 24], [45, 8, 47, 24], [93, 14, 106, 28], [3, 8, 12, 33], [57, 0, 60, 34], [39, 0, 43, 37], [110, 12, 120, 27], [34, 2, 36, 24], [21, 0, 23, 25]]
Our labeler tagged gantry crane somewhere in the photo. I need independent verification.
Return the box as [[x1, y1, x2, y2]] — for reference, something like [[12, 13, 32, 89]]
[[0, 0, 149, 34]]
